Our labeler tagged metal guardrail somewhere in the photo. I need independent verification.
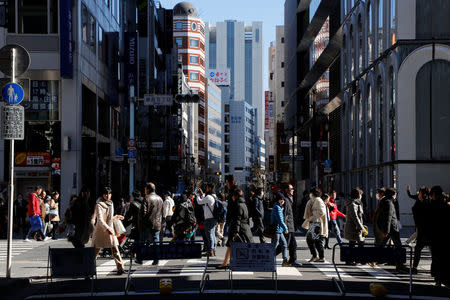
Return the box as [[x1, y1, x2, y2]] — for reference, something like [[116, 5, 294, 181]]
[[331, 242, 413, 298]]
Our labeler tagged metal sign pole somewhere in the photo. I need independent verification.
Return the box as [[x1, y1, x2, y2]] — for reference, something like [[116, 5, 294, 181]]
[[6, 48, 16, 279]]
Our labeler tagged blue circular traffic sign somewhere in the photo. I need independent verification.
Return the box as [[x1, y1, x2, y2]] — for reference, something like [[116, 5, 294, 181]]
[[2, 83, 24, 105]]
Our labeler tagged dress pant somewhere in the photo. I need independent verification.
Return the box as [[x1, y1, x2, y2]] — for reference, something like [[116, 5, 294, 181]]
[[95, 246, 124, 271], [306, 235, 325, 259], [252, 217, 266, 243], [204, 218, 218, 251], [413, 232, 429, 268]]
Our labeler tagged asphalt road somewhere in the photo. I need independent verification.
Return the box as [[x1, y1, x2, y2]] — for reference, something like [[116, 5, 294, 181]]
[[0, 235, 449, 300]]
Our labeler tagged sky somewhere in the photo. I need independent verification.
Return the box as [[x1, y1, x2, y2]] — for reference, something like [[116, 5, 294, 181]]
[[161, 0, 285, 91]]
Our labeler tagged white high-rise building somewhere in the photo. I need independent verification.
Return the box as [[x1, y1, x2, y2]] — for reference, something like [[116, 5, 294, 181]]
[[206, 20, 264, 138]]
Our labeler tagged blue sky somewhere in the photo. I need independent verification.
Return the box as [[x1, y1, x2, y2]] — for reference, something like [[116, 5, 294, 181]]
[[161, 0, 285, 91]]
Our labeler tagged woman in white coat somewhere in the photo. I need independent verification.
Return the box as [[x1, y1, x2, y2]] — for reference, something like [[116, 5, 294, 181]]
[[302, 187, 328, 263], [92, 186, 125, 275]]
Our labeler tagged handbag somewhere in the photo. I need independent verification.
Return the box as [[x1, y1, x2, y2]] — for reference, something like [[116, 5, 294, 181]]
[[263, 223, 277, 239], [307, 221, 322, 240], [113, 218, 126, 236], [29, 215, 43, 232], [49, 209, 58, 216]]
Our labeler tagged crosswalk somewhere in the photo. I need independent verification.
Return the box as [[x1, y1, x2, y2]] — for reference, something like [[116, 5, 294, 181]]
[[95, 256, 413, 283], [0, 239, 54, 261]]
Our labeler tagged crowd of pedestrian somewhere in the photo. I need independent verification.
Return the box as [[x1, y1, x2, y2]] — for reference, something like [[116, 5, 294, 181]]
[[3, 177, 448, 287]]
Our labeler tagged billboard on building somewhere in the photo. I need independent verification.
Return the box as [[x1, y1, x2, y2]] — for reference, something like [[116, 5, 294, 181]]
[[208, 69, 230, 86]]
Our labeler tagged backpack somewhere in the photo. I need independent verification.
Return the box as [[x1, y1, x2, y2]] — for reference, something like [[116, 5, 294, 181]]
[[180, 201, 196, 227], [210, 194, 227, 222]]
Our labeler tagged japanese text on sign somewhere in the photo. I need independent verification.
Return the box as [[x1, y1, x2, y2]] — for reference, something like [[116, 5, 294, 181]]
[[231, 243, 275, 272], [208, 69, 230, 86], [1, 105, 24, 140]]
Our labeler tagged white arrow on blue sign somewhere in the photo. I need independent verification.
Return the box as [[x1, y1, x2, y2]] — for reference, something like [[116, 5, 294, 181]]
[[2, 83, 24, 105]]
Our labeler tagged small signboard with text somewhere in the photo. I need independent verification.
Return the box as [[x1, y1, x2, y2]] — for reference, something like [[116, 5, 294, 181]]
[[1, 105, 24, 140], [231, 243, 275, 272]]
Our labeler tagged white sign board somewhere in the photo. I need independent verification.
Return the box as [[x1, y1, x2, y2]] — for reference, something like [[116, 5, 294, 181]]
[[231, 243, 275, 272], [144, 94, 173, 106], [208, 69, 230, 86], [1, 105, 24, 140]]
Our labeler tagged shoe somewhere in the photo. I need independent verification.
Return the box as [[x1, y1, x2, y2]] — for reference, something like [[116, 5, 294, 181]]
[[44, 236, 51, 241], [24, 238, 32, 243], [308, 256, 318, 262], [282, 261, 291, 267], [290, 261, 303, 267], [396, 266, 409, 274], [117, 269, 124, 275], [368, 262, 377, 267], [152, 260, 159, 266], [216, 265, 229, 270], [411, 268, 418, 275], [316, 258, 325, 263], [134, 259, 143, 265]]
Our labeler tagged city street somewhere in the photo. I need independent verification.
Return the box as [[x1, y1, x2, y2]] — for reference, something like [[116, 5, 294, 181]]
[[1, 234, 449, 300]]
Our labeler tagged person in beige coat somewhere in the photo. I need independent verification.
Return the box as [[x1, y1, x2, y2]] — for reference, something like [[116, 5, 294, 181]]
[[92, 186, 125, 275], [48, 192, 60, 239], [302, 187, 328, 262]]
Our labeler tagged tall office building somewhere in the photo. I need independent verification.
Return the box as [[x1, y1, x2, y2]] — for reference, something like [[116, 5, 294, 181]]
[[173, 2, 207, 168], [206, 20, 264, 138]]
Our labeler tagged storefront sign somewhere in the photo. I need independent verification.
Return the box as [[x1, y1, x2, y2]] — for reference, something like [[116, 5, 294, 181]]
[[208, 69, 230, 86], [15, 152, 51, 166]]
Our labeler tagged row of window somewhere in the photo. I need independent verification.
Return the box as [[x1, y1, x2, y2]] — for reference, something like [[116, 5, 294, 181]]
[[175, 37, 201, 48], [343, 0, 397, 83], [175, 21, 204, 33]]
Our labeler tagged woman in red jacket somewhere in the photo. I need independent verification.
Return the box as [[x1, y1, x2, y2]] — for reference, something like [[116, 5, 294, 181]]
[[26, 186, 48, 241], [325, 191, 345, 247]]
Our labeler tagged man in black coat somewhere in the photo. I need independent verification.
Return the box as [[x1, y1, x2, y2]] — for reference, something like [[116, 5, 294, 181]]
[[252, 187, 266, 243], [374, 188, 407, 272], [122, 190, 143, 240]]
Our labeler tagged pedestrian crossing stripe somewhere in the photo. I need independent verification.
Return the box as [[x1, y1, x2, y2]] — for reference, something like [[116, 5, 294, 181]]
[[305, 259, 352, 278]]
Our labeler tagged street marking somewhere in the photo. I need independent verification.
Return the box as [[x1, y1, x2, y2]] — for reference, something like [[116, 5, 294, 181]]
[[276, 259, 302, 276], [305, 259, 352, 278], [131, 260, 169, 277], [356, 264, 401, 280], [180, 259, 207, 277]]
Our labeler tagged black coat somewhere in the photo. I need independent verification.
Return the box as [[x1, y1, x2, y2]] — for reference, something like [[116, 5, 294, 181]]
[[252, 194, 264, 219], [228, 197, 253, 243], [374, 197, 399, 239], [283, 195, 295, 232]]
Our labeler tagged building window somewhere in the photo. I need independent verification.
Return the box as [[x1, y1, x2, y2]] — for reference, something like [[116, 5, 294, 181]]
[[350, 25, 355, 79], [377, 76, 384, 163], [224, 104, 229, 112], [281, 37, 285, 43], [175, 21, 183, 30], [191, 22, 197, 31], [367, 1, 373, 65], [189, 72, 199, 81], [89, 14, 96, 53], [189, 55, 199, 64], [176, 38, 183, 48], [17, 0, 54, 34], [358, 14, 363, 73], [390, 0, 396, 45], [225, 134, 230, 143], [190, 38, 199, 48], [389, 67, 396, 161], [82, 4, 89, 43], [281, 62, 285, 68], [377, 0, 384, 56], [281, 81, 285, 87]]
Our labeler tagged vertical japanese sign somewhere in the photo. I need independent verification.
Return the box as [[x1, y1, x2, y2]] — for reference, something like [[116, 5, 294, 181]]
[[60, 0, 73, 78], [125, 31, 138, 98], [264, 91, 269, 130]]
